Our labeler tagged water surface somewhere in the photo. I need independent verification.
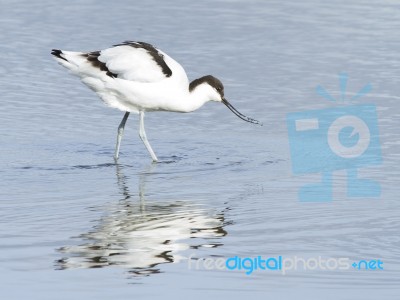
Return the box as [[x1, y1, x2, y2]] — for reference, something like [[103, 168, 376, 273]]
[[1, 0, 399, 299]]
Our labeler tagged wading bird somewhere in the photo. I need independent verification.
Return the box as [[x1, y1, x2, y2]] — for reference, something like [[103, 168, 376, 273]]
[[51, 41, 261, 162]]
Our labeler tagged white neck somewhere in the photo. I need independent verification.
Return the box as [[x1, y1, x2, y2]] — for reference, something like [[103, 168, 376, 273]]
[[167, 84, 214, 113]]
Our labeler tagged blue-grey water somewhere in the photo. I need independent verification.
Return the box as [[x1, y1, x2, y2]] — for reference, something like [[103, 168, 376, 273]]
[[1, 0, 399, 299]]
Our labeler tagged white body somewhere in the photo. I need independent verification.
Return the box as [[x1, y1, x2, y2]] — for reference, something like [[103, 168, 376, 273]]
[[51, 41, 259, 161], [54, 44, 220, 114]]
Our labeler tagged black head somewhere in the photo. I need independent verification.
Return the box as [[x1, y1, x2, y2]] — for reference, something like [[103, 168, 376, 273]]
[[189, 75, 262, 126], [189, 75, 224, 98]]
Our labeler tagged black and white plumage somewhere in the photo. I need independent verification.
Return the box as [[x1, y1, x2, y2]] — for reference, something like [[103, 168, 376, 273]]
[[51, 41, 261, 161]]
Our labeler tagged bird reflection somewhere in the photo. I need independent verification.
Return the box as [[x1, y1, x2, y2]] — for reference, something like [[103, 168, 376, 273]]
[[56, 163, 227, 276]]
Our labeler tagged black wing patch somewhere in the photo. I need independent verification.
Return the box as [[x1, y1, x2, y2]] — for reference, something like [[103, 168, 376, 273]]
[[113, 41, 172, 77], [82, 51, 118, 78]]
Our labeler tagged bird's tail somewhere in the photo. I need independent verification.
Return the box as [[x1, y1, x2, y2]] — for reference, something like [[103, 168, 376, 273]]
[[51, 49, 87, 72], [51, 49, 66, 60]]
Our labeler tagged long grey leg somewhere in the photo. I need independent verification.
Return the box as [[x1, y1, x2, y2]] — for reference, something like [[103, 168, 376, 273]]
[[139, 111, 158, 162], [114, 112, 130, 160]]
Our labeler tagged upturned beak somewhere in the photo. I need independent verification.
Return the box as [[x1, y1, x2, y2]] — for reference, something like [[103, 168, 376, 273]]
[[222, 98, 262, 126]]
